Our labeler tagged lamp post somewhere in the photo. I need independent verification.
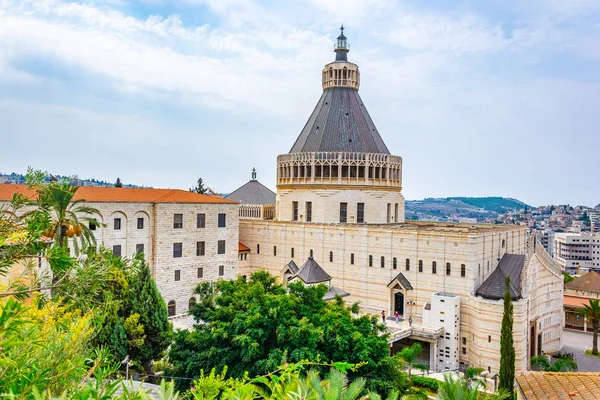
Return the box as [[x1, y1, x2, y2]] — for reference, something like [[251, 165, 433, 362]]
[[121, 355, 130, 380]]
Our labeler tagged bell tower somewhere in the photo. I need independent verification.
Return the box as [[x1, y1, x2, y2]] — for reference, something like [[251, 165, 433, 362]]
[[276, 27, 405, 224]]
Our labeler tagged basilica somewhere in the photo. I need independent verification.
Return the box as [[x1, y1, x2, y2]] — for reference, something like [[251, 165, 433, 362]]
[[229, 28, 564, 374]]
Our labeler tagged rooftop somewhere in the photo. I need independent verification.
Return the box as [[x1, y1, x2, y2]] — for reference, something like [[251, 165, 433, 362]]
[[476, 254, 525, 301], [566, 271, 600, 294], [0, 184, 237, 204], [225, 171, 276, 205], [516, 372, 600, 400], [292, 256, 332, 284]]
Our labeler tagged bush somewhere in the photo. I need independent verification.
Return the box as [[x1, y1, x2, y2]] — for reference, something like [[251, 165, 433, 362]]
[[552, 352, 574, 360], [411, 375, 439, 392]]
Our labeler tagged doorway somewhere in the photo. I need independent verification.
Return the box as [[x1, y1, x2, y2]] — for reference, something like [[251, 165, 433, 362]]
[[394, 292, 404, 316]]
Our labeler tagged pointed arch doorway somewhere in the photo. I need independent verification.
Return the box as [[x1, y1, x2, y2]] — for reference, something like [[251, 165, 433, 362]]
[[387, 272, 413, 318]]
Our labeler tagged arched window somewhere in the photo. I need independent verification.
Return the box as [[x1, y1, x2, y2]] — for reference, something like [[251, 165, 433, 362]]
[[188, 297, 197, 312], [273, 246, 277, 256], [257, 244, 260, 254], [502, 239, 506, 248], [168, 300, 176, 317], [310, 249, 313, 258], [461, 264, 466, 277], [405, 259, 410, 271], [350, 253, 355, 264], [369, 255, 373, 267], [488, 335, 492, 343], [291, 247, 295, 258], [329, 251, 334, 262], [418, 260, 423, 272], [393, 257, 397, 270], [381, 256, 385, 268], [432, 261, 437, 274], [446, 263, 451, 276]]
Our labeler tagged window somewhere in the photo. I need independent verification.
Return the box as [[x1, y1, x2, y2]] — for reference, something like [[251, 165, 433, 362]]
[[446, 263, 451, 276], [461, 264, 466, 277], [218, 213, 226, 227], [167, 301, 176, 317], [292, 202, 298, 221], [310, 249, 313, 258], [340, 202, 347, 223], [418, 260, 423, 272], [197, 267, 203, 278], [89, 221, 96, 231], [291, 247, 295, 258], [432, 261, 437, 274], [350, 253, 355, 265], [369, 255, 373, 267], [218, 240, 226, 254], [357, 203, 365, 223], [218, 265, 224, 276], [306, 202, 312, 222], [174, 270, 181, 281], [405, 258, 410, 271], [174, 214, 183, 229], [173, 243, 183, 258], [502, 239, 505, 248], [488, 335, 491, 343], [462, 347, 467, 355], [393, 257, 397, 270], [136, 243, 144, 254], [197, 213, 206, 228], [462, 337, 467, 345], [197, 241, 205, 256], [113, 245, 122, 257], [137, 217, 144, 229], [189, 297, 196, 311], [274, 246, 277, 256], [114, 218, 121, 230], [381, 256, 385, 268], [327, 251, 332, 262], [257, 244, 260, 254]]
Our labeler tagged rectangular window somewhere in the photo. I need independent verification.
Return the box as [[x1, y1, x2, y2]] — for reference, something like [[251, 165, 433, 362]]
[[137, 217, 144, 229], [197, 241, 205, 256], [112, 245, 122, 257], [394, 203, 399, 222], [136, 243, 144, 254], [174, 270, 180, 281], [257, 244, 260, 254], [418, 260, 423, 272], [305, 202, 312, 222], [446, 263, 451, 276], [218, 213, 226, 228], [462, 347, 467, 355], [197, 213, 206, 228], [340, 202, 347, 223], [357, 203, 365, 223], [174, 214, 183, 229], [89, 221, 96, 231], [173, 243, 182, 258], [461, 264, 466, 277], [274, 246, 277, 256], [432, 261, 437, 274], [218, 240, 226, 254], [462, 337, 467, 345], [197, 267, 204, 278], [114, 218, 121, 230], [218, 265, 224, 276], [292, 201, 298, 221], [387, 203, 391, 223]]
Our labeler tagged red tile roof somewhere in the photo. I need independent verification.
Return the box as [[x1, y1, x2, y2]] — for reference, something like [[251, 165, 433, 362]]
[[566, 272, 600, 294], [0, 184, 237, 204], [238, 242, 250, 252], [516, 372, 600, 399]]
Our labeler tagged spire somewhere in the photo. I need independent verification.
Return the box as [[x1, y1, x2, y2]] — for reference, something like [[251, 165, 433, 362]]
[[251, 167, 257, 180], [334, 24, 349, 61]]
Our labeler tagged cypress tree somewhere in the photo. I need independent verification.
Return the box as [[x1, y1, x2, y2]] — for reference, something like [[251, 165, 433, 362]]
[[499, 275, 515, 396]]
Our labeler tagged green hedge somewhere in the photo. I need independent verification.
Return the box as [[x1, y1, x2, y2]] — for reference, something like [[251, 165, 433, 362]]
[[411, 375, 439, 392]]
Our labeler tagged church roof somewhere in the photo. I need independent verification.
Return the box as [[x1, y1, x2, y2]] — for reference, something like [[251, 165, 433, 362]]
[[292, 256, 332, 284], [476, 254, 525, 301], [282, 260, 299, 275], [323, 285, 351, 301], [225, 180, 276, 205], [565, 271, 600, 293], [289, 87, 390, 154], [387, 272, 413, 290]]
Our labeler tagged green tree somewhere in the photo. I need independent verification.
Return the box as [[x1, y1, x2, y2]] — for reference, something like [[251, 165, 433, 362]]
[[531, 355, 577, 372], [436, 373, 509, 400], [190, 177, 207, 194], [127, 254, 172, 378], [563, 272, 575, 284], [398, 343, 428, 378], [168, 272, 391, 393], [115, 177, 123, 187], [577, 299, 600, 355], [498, 276, 515, 396]]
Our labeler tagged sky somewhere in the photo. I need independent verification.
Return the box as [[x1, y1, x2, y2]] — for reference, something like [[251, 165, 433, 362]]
[[0, 0, 599, 207]]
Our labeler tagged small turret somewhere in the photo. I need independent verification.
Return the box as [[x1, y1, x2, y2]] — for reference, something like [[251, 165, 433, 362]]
[[335, 24, 349, 61]]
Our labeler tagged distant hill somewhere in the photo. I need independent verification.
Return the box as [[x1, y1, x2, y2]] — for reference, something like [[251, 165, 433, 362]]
[[406, 197, 530, 222], [0, 172, 144, 188]]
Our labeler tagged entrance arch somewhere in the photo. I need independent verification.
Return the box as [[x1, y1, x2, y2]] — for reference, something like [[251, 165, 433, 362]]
[[387, 272, 413, 318], [394, 291, 404, 315]]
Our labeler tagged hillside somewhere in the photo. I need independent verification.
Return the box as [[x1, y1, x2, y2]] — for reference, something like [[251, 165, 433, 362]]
[[406, 197, 530, 222]]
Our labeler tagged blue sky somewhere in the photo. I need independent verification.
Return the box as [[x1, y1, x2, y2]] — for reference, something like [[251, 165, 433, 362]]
[[1, 0, 599, 206]]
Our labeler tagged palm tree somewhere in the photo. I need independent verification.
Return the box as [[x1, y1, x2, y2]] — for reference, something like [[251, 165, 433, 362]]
[[33, 180, 100, 253], [436, 373, 509, 400], [577, 299, 600, 355], [306, 368, 366, 400], [398, 343, 428, 378]]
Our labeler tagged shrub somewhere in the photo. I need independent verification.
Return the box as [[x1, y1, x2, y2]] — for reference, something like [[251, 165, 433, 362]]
[[411, 375, 439, 392]]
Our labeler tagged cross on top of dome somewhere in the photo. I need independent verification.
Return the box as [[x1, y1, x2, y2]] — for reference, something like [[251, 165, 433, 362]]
[[335, 24, 349, 61]]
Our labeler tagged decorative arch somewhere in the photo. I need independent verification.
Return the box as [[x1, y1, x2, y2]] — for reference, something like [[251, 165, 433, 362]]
[[167, 300, 176, 317]]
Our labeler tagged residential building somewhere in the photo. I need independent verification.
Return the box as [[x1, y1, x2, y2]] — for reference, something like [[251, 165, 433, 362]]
[[233, 28, 564, 374], [564, 271, 600, 332], [0, 185, 240, 316], [553, 232, 600, 273]]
